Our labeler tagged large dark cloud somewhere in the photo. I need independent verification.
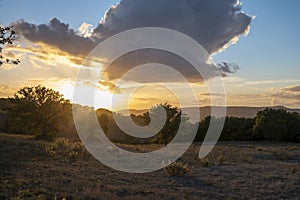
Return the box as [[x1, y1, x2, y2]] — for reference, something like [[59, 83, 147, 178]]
[[13, 0, 253, 84], [94, 0, 252, 54]]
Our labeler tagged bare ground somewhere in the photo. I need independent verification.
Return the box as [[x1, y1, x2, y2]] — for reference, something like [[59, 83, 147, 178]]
[[0, 133, 299, 200]]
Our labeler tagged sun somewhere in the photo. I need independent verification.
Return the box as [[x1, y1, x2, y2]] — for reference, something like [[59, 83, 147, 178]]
[[58, 82, 114, 109]]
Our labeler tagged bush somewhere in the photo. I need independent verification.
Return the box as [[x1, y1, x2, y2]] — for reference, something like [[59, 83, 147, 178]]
[[217, 155, 226, 165], [253, 108, 300, 142], [164, 161, 191, 176], [199, 158, 212, 167], [45, 138, 86, 163], [7, 85, 71, 141], [239, 154, 254, 164], [272, 151, 293, 161]]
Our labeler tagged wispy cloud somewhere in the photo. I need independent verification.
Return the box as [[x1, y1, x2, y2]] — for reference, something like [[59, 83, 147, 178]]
[[244, 79, 300, 86], [272, 85, 300, 101], [0, 84, 16, 97]]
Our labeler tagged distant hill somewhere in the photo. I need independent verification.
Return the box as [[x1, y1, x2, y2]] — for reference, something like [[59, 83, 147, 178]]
[[1, 97, 299, 124], [117, 106, 300, 123]]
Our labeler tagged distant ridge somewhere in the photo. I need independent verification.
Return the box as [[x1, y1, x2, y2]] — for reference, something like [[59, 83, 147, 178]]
[[117, 106, 300, 123], [1, 97, 299, 123]]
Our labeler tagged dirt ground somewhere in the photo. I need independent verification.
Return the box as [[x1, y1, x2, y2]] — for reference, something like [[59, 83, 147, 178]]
[[0, 133, 299, 200]]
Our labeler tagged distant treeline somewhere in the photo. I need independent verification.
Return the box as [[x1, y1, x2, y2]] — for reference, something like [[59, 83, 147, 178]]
[[195, 108, 300, 143], [0, 86, 300, 143]]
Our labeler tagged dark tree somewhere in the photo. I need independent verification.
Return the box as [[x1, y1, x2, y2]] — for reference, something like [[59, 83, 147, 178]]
[[195, 116, 211, 142], [0, 26, 20, 67], [8, 85, 71, 141], [253, 108, 300, 142], [220, 117, 255, 141], [145, 103, 187, 145]]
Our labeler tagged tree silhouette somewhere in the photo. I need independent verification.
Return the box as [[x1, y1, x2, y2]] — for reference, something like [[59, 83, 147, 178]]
[[0, 26, 20, 67], [253, 108, 300, 142], [8, 85, 71, 141], [144, 103, 187, 145]]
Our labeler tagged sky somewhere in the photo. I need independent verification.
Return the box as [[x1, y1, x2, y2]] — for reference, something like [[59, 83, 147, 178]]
[[0, 0, 299, 110]]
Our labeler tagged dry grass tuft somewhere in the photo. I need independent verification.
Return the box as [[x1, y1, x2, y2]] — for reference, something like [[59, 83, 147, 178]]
[[217, 155, 226, 165], [272, 151, 293, 161], [200, 158, 213, 167], [45, 138, 87, 163], [239, 154, 254, 164], [164, 161, 191, 177]]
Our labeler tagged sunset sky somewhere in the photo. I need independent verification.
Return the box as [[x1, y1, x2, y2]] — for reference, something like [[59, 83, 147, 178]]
[[0, 0, 299, 110]]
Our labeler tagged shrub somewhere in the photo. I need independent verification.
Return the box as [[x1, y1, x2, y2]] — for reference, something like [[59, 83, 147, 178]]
[[272, 151, 292, 161], [288, 164, 299, 174], [217, 155, 226, 165], [45, 138, 86, 163], [200, 158, 213, 167], [239, 154, 254, 164], [65, 151, 78, 163], [7, 85, 71, 141], [164, 161, 190, 176], [253, 108, 300, 142], [256, 147, 263, 151]]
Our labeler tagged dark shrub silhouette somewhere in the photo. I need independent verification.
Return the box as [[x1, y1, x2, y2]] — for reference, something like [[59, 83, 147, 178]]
[[7, 85, 70, 141], [253, 108, 300, 142]]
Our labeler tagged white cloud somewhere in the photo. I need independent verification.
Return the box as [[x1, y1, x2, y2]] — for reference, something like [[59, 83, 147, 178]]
[[78, 22, 93, 38]]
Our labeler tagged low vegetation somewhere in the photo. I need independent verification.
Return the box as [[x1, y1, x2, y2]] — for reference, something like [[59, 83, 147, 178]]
[[45, 138, 87, 163], [164, 161, 191, 177], [1, 134, 299, 199], [199, 158, 213, 167]]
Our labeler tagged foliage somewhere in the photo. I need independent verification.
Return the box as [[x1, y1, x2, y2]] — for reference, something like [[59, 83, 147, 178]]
[[221, 117, 254, 141], [195, 108, 300, 143], [253, 108, 300, 142], [0, 26, 20, 66], [164, 161, 190, 176], [145, 103, 188, 145], [7, 85, 71, 141], [45, 138, 86, 163], [195, 116, 255, 142]]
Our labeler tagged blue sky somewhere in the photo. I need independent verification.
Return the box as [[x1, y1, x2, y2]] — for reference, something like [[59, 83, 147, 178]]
[[0, 0, 299, 108], [214, 0, 300, 81]]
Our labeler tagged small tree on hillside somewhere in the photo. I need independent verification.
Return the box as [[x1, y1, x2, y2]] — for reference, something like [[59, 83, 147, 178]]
[[8, 85, 71, 141], [0, 26, 20, 66]]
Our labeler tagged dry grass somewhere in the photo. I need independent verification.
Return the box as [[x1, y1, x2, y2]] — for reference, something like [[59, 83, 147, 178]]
[[0, 133, 299, 199], [272, 151, 293, 161]]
